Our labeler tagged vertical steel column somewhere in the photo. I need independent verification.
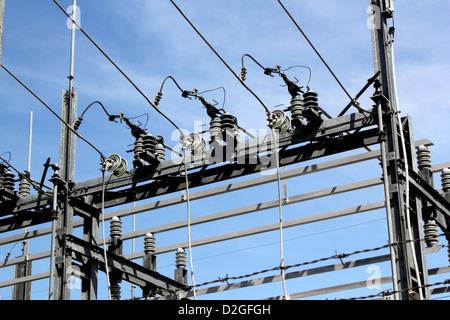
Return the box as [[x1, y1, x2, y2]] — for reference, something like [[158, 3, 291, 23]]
[[81, 194, 99, 300], [369, 0, 429, 299], [54, 0, 78, 300], [54, 89, 77, 300]]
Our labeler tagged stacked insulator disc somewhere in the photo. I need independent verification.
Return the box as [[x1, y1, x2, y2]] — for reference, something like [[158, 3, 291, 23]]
[[290, 95, 304, 127], [110, 216, 122, 238], [220, 113, 237, 131], [18, 179, 31, 197], [105, 154, 128, 176], [1, 170, 15, 191], [142, 133, 157, 155], [416, 145, 431, 170], [155, 143, 165, 162], [184, 132, 206, 155], [268, 110, 291, 134], [442, 168, 450, 193], [209, 117, 222, 142], [303, 89, 319, 109]]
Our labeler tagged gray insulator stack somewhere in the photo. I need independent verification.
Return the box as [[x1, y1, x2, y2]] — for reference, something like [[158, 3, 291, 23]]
[[176, 248, 186, 269], [302, 89, 323, 125], [209, 117, 222, 142], [2, 170, 15, 192], [110, 216, 122, 239], [110, 283, 121, 300], [143, 233, 157, 273], [441, 168, 450, 262], [442, 168, 450, 193], [109, 216, 122, 300], [220, 113, 239, 139], [142, 133, 157, 155], [289, 94, 304, 127], [416, 145, 431, 170], [134, 137, 143, 156], [417, 145, 439, 247], [18, 179, 31, 197], [155, 143, 165, 162], [174, 247, 187, 286], [144, 232, 155, 254]]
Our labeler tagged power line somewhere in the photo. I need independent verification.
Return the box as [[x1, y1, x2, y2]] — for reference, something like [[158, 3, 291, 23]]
[[0, 64, 106, 162], [276, 0, 362, 113], [169, 0, 271, 117], [51, 0, 185, 139]]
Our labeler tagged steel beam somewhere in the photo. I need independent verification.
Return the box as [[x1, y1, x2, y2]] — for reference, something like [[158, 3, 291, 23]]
[[65, 234, 189, 295]]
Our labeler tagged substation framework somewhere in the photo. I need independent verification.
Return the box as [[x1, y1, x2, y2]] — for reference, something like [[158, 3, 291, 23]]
[[1, 0, 450, 300]]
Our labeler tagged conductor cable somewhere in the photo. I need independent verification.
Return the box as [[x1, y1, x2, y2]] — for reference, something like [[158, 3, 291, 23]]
[[1, 64, 106, 163], [276, 0, 362, 113], [100, 166, 112, 300], [52, 0, 185, 140], [169, 0, 271, 117], [182, 146, 197, 300], [270, 128, 288, 299]]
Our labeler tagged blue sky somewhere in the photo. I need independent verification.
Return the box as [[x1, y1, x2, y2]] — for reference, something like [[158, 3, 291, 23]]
[[0, 0, 449, 300]]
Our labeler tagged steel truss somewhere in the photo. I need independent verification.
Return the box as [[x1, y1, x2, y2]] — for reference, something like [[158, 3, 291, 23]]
[[1, 0, 449, 300]]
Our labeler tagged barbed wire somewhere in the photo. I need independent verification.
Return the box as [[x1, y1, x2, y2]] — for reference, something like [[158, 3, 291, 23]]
[[128, 232, 450, 300]]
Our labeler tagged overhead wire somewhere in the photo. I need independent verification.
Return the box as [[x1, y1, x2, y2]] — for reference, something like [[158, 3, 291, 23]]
[[0, 64, 106, 163], [100, 168, 112, 300], [270, 128, 288, 299], [51, 0, 185, 140], [0, 154, 50, 192], [169, 0, 271, 117], [275, 0, 364, 114], [51, 1, 200, 300], [186, 232, 450, 291]]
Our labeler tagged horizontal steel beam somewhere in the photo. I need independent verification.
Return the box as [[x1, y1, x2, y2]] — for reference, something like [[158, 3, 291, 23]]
[[65, 234, 188, 293], [407, 167, 450, 230], [0, 138, 433, 247]]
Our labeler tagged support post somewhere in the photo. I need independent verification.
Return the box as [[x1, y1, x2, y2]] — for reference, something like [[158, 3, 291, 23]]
[[417, 145, 439, 247], [369, 0, 429, 299], [143, 232, 157, 298], [108, 216, 122, 300], [81, 194, 99, 300], [441, 168, 450, 262], [54, 88, 77, 300]]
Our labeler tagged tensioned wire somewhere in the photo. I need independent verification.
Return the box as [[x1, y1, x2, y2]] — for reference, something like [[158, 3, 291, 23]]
[[169, 0, 289, 298]]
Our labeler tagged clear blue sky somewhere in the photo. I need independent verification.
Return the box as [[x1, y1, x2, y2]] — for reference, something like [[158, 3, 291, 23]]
[[0, 0, 449, 300]]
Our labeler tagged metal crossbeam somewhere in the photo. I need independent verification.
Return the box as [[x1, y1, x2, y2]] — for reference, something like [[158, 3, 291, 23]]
[[65, 234, 189, 294]]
